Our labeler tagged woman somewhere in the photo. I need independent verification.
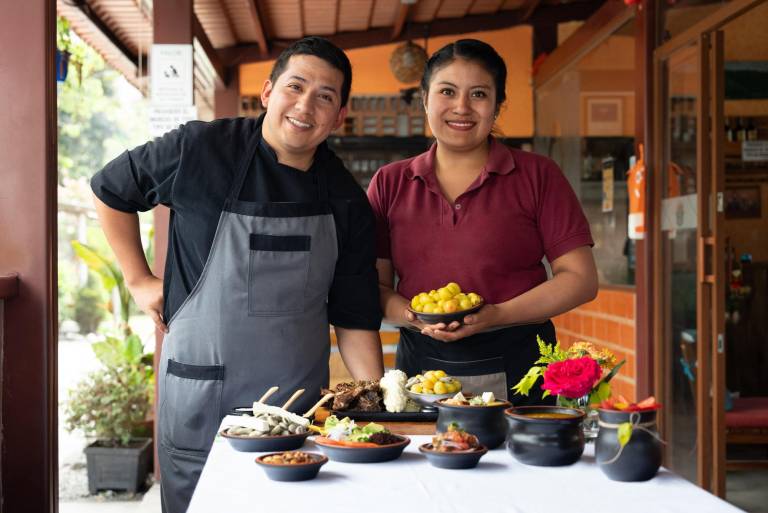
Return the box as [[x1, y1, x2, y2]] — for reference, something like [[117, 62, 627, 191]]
[[367, 39, 597, 403]]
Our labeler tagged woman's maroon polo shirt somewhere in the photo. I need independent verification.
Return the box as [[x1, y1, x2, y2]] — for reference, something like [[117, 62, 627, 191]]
[[367, 138, 594, 304]]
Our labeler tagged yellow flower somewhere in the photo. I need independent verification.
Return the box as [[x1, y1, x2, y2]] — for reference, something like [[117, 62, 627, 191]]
[[567, 341, 616, 368]]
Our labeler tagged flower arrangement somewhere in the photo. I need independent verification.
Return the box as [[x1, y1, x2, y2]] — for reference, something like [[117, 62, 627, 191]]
[[512, 337, 625, 407]]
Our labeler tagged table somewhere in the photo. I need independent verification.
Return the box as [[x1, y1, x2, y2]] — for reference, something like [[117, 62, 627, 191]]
[[188, 421, 745, 513]]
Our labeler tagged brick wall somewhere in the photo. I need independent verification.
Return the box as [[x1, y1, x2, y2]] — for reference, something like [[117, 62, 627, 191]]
[[552, 287, 637, 401]]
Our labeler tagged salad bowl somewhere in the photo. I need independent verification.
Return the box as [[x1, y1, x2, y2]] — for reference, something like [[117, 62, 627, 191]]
[[312, 415, 411, 463], [314, 436, 410, 463]]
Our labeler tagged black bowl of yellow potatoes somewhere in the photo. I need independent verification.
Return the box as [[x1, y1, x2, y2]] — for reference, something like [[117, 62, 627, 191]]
[[407, 282, 484, 326]]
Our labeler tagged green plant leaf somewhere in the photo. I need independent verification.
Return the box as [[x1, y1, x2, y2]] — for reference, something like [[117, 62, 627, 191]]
[[71, 241, 121, 292], [617, 422, 633, 448], [603, 359, 626, 384], [590, 381, 612, 403], [542, 390, 551, 399], [511, 366, 542, 396]]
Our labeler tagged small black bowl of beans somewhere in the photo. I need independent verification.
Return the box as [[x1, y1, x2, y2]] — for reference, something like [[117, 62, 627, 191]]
[[255, 451, 328, 481]]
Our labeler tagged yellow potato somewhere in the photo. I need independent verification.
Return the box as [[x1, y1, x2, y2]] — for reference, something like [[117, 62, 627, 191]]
[[410, 383, 423, 393], [411, 296, 421, 309], [434, 381, 447, 395], [459, 298, 472, 310], [443, 299, 459, 313], [418, 293, 431, 305], [433, 370, 447, 379], [437, 287, 453, 301], [446, 282, 461, 294]]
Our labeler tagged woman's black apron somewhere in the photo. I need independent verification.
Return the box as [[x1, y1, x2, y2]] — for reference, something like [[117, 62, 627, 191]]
[[396, 320, 556, 405]]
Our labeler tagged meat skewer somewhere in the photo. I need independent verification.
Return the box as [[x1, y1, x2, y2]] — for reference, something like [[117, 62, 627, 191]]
[[256, 386, 279, 404], [303, 392, 335, 419], [280, 388, 305, 410]]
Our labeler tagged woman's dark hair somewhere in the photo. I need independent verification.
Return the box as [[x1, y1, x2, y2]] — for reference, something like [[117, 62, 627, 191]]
[[269, 36, 352, 107], [420, 39, 507, 112]]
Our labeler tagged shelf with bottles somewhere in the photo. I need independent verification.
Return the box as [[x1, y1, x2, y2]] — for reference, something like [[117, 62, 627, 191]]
[[669, 96, 698, 145]]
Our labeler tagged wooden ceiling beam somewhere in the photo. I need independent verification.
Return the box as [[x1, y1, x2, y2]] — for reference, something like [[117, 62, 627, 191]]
[[219, 0, 604, 66], [216, 0, 238, 42], [247, 0, 270, 56], [391, 2, 412, 39], [520, 0, 542, 22], [192, 14, 227, 87], [67, 0, 145, 72]]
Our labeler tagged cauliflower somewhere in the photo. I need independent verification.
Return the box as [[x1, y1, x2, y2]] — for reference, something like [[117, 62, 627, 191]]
[[380, 369, 409, 413]]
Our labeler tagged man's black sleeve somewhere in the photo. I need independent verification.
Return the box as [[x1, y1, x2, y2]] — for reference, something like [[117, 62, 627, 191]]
[[327, 197, 383, 331], [91, 125, 185, 212]]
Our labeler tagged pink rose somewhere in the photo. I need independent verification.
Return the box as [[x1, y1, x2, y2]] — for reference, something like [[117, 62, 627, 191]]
[[541, 357, 602, 399]]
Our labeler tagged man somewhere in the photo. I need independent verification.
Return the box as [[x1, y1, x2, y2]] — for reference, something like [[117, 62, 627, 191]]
[[91, 37, 384, 512]]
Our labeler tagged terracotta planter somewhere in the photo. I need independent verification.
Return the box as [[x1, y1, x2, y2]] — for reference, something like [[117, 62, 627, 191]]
[[84, 437, 153, 494]]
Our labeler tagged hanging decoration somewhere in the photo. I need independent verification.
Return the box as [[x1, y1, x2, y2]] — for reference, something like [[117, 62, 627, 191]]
[[389, 41, 428, 84]]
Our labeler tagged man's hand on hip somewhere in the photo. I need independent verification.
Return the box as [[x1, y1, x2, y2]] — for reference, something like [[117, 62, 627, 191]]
[[128, 274, 167, 333]]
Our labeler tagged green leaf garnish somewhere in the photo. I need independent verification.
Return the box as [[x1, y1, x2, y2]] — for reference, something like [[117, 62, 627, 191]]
[[617, 422, 633, 448]]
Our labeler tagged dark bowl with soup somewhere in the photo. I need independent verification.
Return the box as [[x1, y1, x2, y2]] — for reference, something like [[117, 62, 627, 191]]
[[504, 406, 585, 466]]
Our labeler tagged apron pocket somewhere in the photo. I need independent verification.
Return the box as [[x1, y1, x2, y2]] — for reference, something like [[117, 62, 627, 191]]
[[423, 356, 508, 401], [248, 233, 312, 316], [161, 359, 224, 452]]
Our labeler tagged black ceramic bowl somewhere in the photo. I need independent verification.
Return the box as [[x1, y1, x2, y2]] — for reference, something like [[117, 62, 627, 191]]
[[407, 302, 483, 325], [435, 399, 512, 449], [504, 406, 585, 466], [314, 436, 410, 463], [419, 443, 488, 469], [255, 452, 327, 481], [220, 428, 310, 452], [596, 408, 661, 482]]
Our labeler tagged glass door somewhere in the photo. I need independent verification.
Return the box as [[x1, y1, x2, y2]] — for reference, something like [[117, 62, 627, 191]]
[[655, 31, 727, 494], [657, 41, 704, 485]]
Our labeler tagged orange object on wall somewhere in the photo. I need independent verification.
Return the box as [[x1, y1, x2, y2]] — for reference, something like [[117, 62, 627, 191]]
[[627, 143, 646, 239]]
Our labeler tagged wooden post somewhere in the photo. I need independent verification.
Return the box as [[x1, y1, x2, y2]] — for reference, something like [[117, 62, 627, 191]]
[[215, 69, 240, 119], [0, 2, 58, 512], [151, 0, 194, 481]]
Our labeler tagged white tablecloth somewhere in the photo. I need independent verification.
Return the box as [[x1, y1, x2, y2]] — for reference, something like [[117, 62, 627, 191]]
[[188, 422, 744, 513]]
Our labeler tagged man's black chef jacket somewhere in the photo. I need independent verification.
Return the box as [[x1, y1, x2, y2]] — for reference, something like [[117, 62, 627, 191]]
[[91, 116, 382, 330]]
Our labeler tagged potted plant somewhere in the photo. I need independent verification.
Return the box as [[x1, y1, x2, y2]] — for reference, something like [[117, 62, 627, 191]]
[[67, 239, 155, 494], [65, 333, 155, 494]]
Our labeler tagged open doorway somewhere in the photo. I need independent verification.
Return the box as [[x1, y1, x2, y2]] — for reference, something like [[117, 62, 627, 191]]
[[718, 3, 768, 511]]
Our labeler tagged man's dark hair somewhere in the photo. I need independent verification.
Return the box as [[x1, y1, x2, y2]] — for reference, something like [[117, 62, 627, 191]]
[[269, 36, 352, 108], [421, 39, 507, 113]]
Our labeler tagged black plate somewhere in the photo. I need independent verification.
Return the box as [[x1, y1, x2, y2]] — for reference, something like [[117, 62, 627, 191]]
[[220, 428, 310, 452], [255, 452, 327, 481], [314, 435, 410, 463], [419, 443, 488, 469], [407, 302, 483, 325], [330, 409, 437, 422]]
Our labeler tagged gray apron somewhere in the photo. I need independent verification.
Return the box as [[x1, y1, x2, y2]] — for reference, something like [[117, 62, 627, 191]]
[[157, 128, 338, 513]]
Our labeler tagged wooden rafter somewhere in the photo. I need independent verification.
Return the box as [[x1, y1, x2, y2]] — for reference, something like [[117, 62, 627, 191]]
[[220, 0, 604, 66], [520, 0, 542, 22], [432, 0, 445, 18], [247, 0, 270, 56], [367, 0, 376, 29], [216, 0, 238, 42], [299, 0, 306, 36], [392, 2, 412, 39], [335, 0, 341, 32], [192, 14, 227, 87]]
